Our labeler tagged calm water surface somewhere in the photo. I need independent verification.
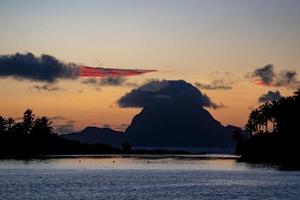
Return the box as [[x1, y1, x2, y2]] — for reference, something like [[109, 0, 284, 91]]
[[0, 155, 299, 200]]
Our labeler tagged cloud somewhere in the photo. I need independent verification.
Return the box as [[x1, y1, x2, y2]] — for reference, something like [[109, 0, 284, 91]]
[[258, 90, 283, 103], [100, 77, 127, 86], [81, 77, 138, 87], [0, 52, 157, 83], [0, 53, 79, 82], [55, 120, 76, 133], [276, 70, 298, 87], [80, 66, 156, 77], [251, 64, 300, 89], [118, 80, 224, 109], [195, 72, 237, 90], [195, 81, 233, 90], [82, 77, 126, 86], [32, 84, 63, 91], [251, 64, 275, 85]]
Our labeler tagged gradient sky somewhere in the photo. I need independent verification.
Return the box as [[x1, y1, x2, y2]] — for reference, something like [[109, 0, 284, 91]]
[[0, 0, 299, 133]]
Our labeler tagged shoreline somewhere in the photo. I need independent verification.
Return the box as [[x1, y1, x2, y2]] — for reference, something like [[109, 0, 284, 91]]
[[0, 153, 240, 160]]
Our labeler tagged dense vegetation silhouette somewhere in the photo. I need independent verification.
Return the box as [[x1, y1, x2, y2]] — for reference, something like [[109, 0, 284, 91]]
[[0, 110, 189, 157], [0, 109, 122, 157], [234, 89, 300, 163]]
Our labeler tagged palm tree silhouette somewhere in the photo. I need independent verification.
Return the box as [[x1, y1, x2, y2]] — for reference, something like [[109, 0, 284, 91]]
[[23, 109, 35, 135], [6, 117, 15, 133], [235, 89, 300, 162], [0, 116, 6, 134]]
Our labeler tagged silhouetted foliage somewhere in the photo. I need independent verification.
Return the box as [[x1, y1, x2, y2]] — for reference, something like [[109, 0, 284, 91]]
[[121, 142, 132, 152], [234, 89, 300, 163], [0, 110, 122, 157]]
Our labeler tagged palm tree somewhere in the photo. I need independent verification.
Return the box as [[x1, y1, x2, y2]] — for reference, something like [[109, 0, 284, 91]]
[[6, 117, 15, 133], [23, 109, 35, 135], [259, 102, 273, 133], [268, 101, 279, 132], [0, 116, 6, 134], [246, 109, 262, 135]]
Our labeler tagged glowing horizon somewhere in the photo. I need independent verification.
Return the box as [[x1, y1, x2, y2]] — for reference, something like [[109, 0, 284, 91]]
[[0, 0, 299, 133]]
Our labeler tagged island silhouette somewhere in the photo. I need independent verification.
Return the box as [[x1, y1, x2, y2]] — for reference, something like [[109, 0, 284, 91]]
[[0, 80, 299, 166], [63, 80, 236, 148]]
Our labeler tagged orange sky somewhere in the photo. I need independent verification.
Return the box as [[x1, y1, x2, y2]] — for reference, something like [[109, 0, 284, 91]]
[[0, 70, 295, 133], [0, 1, 299, 133]]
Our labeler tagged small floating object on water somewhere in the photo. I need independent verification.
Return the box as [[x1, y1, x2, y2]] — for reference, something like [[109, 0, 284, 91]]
[[78, 160, 82, 163], [113, 160, 115, 163]]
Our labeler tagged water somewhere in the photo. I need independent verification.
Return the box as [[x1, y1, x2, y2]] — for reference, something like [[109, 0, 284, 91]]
[[0, 155, 299, 200]]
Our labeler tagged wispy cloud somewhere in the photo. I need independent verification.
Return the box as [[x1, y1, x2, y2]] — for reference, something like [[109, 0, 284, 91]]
[[80, 66, 156, 77], [195, 72, 238, 90], [81, 77, 138, 88], [55, 120, 77, 134], [32, 84, 64, 92]]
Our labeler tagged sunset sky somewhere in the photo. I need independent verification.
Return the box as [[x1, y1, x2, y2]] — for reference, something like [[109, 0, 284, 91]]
[[0, 0, 299, 133]]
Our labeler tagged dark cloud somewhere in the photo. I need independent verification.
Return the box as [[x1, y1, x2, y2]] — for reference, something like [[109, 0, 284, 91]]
[[0, 53, 79, 82], [100, 77, 127, 86], [81, 77, 138, 87], [118, 80, 224, 109], [32, 84, 63, 91], [251, 64, 300, 89], [276, 70, 298, 87], [0, 52, 156, 83], [258, 90, 283, 103], [252, 64, 275, 85]]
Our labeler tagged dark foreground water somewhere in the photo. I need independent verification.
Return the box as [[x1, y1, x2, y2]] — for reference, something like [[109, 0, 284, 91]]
[[0, 155, 299, 200]]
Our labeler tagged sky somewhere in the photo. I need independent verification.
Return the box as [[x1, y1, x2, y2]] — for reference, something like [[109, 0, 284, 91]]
[[0, 0, 299, 133]]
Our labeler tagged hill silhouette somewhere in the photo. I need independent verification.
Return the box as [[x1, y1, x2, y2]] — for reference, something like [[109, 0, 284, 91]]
[[63, 80, 237, 148], [61, 126, 125, 146], [124, 102, 236, 147], [122, 80, 236, 147]]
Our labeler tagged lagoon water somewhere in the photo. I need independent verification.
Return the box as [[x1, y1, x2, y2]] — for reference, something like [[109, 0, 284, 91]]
[[0, 155, 299, 200]]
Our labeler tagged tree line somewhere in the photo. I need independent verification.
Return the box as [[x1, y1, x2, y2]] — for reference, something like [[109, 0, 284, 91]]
[[234, 89, 300, 163], [0, 109, 122, 157]]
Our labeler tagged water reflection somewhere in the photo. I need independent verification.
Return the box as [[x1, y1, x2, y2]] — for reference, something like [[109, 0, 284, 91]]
[[1, 155, 300, 200], [0, 154, 279, 171]]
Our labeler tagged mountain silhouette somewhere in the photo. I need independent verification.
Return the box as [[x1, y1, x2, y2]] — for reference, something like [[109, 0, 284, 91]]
[[62, 80, 237, 148], [61, 126, 125, 146], [124, 103, 236, 147], [120, 80, 236, 147]]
